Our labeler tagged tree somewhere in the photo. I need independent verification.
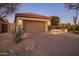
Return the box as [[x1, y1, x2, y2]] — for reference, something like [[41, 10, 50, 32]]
[[0, 3, 20, 18], [65, 23, 71, 30], [51, 16, 60, 28], [64, 3, 79, 25]]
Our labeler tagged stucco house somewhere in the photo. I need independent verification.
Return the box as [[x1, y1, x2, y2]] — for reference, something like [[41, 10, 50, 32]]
[[0, 17, 9, 33], [8, 23, 15, 32], [14, 13, 51, 33]]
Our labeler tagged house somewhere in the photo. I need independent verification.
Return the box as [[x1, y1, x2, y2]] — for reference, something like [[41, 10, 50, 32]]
[[0, 17, 9, 33], [14, 13, 51, 33], [8, 23, 15, 32]]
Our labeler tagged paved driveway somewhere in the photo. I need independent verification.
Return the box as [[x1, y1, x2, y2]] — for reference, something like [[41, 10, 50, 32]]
[[0, 32, 79, 56], [23, 32, 79, 56]]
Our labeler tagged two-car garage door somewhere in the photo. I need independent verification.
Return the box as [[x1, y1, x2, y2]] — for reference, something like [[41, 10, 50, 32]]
[[23, 20, 46, 32]]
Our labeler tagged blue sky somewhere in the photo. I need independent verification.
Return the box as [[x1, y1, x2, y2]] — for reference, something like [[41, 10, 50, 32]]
[[8, 3, 78, 23]]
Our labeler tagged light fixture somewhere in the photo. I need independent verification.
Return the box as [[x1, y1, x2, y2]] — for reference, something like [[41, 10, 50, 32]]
[[19, 20, 22, 23], [48, 22, 51, 25]]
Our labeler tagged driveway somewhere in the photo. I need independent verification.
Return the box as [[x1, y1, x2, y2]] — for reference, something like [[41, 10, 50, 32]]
[[23, 32, 79, 56], [0, 32, 79, 56]]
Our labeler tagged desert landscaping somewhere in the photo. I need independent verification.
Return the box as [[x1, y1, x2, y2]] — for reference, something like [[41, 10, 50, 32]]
[[0, 31, 79, 56], [0, 3, 79, 56]]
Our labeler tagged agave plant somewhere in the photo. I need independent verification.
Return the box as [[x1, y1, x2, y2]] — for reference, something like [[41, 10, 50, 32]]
[[12, 25, 24, 43]]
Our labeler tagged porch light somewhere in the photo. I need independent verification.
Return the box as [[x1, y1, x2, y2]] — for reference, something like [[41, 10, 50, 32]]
[[18, 20, 23, 27], [48, 22, 51, 25], [19, 20, 22, 23]]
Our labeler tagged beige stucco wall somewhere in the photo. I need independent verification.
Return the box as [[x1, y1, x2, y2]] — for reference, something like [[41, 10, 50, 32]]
[[45, 22, 48, 32], [8, 23, 15, 32], [15, 17, 50, 32]]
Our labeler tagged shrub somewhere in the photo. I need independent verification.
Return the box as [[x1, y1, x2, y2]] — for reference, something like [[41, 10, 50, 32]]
[[75, 24, 79, 31], [72, 24, 79, 34], [73, 30, 79, 34], [68, 25, 74, 32], [55, 25, 61, 29], [12, 25, 24, 43]]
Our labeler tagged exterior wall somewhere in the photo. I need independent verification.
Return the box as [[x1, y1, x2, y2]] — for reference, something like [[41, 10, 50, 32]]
[[0, 23, 9, 33], [2, 24, 8, 33], [21, 17, 50, 22], [45, 22, 48, 32], [15, 17, 51, 32], [0, 18, 10, 33], [15, 17, 23, 28], [8, 23, 15, 32], [45, 21, 51, 32]]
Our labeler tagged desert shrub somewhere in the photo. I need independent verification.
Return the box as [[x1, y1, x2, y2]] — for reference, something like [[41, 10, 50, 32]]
[[64, 23, 71, 31], [67, 25, 74, 32], [51, 26, 55, 29], [75, 24, 79, 31], [67, 24, 79, 34], [12, 25, 24, 43], [55, 25, 60, 29], [73, 30, 79, 34], [51, 25, 61, 29]]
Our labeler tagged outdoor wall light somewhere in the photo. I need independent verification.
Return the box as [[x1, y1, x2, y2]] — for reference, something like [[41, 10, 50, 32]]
[[48, 21, 51, 25], [19, 20, 22, 23], [18, 20, 23, 28]]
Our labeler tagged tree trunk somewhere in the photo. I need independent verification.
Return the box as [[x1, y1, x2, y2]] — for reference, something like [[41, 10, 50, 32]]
[[73, 10, 78, 31], [75, 10, 78, 25]]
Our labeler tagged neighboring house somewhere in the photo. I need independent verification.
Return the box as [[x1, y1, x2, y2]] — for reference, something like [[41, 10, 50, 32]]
[[14, 13, 51, 33], [8, 23, 15, 32], [0, 17, 9, 33]]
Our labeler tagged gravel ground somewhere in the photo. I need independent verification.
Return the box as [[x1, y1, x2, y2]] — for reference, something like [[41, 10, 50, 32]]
[[0, 32, 79, 56]]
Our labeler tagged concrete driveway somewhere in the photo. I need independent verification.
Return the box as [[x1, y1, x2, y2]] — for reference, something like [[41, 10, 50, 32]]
[[23, 32, 79, 56], [0, 32, 79, 56]]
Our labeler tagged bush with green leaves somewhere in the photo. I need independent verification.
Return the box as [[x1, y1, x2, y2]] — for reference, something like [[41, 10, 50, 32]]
[[73, 30, 79, 34], [73, 24, 79, 34], [67, 25, 74, 32], [67, 24, 79, 34], [12, 25, 24, 43], [75, 24, 79, 31]]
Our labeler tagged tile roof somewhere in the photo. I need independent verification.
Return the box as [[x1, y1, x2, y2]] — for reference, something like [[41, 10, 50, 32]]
[[15, 13, 51, 19], [0, 17, 8, 24]]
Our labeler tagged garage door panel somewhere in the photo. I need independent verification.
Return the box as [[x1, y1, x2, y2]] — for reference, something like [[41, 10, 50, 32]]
[[23, 20, 45, 32]]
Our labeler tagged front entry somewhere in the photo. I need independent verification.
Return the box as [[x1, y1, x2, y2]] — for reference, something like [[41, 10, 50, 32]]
[[2, 24, 8, 33]]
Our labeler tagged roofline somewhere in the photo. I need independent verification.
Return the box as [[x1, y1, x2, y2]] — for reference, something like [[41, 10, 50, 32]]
[[14, 13, 51, 23], [0, 17, 9, 24]]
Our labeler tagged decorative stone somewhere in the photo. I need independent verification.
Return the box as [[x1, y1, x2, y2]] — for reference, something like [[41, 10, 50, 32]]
[[24, 44, 36, 52]]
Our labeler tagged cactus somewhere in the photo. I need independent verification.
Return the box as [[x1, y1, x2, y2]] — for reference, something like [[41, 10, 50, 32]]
[[12, 25, 24, 43]]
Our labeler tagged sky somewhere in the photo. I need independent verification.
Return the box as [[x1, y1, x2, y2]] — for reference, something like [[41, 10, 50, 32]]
[[8, 3, 79, 23]]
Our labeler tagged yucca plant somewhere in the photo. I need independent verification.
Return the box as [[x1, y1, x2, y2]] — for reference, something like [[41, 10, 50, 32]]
[[12, 25, 24, 43]]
